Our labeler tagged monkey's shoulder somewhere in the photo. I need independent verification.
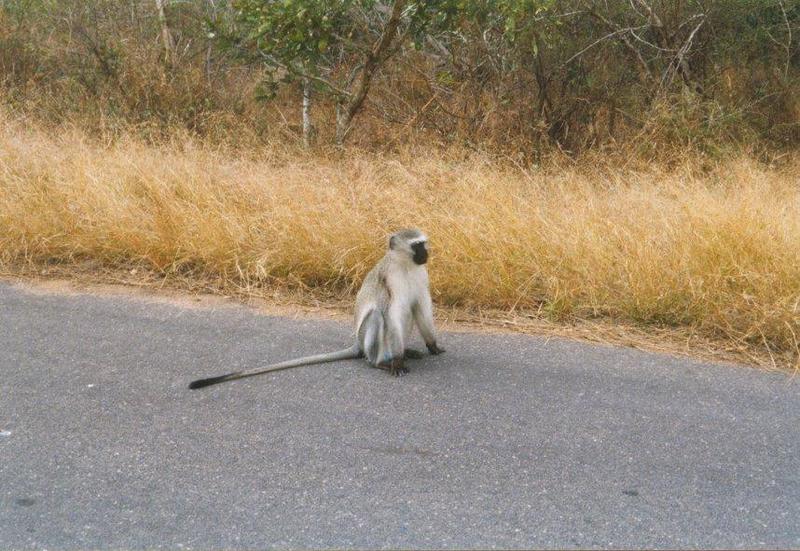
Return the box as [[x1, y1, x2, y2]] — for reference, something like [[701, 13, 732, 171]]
[[359, 257, 388, 286], [355, 258, 390, 304]]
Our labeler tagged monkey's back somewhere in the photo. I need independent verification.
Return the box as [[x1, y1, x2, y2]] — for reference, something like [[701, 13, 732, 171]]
[[354, 255, 392, 329]]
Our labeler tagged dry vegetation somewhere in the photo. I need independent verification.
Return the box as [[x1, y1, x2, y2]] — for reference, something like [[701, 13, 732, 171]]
[[1, 114, 798, 370]]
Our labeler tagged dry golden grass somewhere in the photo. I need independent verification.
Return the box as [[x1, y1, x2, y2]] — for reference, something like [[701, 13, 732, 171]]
[[1, 115, 799, 370]]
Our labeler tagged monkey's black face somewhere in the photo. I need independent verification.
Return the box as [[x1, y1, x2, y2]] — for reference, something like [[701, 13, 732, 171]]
[[411, 242, 428, 265]]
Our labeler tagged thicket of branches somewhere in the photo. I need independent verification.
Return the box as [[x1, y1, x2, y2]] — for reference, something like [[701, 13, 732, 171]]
[[1, 0, 798, 157]]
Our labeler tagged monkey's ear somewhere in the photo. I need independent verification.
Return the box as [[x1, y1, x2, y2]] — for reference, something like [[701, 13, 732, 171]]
[[389, 235, 398, 250]]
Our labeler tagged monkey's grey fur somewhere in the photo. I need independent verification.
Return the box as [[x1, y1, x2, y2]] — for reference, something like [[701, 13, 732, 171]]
[[189, 228, 443, 389]]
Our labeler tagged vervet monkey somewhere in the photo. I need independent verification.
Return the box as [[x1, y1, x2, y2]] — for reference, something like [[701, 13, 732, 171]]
[[189, 228, 443, 389]]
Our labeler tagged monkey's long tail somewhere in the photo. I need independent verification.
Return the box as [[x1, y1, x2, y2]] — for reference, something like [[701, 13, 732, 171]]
[[188, 345, 362, 390]]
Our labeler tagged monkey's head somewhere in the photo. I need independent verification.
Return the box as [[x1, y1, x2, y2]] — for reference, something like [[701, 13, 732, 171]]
[[389, 228, 429, 265]]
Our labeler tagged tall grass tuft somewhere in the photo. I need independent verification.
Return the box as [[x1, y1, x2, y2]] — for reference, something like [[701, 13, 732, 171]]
[[1, 118, 798, 369]]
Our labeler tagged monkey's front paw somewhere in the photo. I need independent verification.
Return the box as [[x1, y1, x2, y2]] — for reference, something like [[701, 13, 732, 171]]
[[404, 348, 425, 360], [389, 358, 409, 377], [427, 342, 445, 355]]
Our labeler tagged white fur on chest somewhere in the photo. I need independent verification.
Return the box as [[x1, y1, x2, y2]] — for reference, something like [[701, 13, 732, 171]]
[[390, 265, 427, 301]]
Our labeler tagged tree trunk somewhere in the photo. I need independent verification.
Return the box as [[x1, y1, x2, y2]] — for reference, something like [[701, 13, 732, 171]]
[[335, 0, 407, 145], [205, 0, 218, 81], [302, 76, 314, 148], [154, 0, 175, 65], [335, 104, 348, 146]]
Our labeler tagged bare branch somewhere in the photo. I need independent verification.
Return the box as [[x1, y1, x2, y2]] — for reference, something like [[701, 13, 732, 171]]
[[628, 29, 676, 52], [660, 15, 705, 91], [588, 9, 653, 79], [779, 0, 792, 80], [259, 53, 353, 98], [558, 24, 649, 71]]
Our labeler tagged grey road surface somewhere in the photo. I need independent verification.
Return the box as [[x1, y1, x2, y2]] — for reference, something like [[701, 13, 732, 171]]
[[1, 281, 798, 549]]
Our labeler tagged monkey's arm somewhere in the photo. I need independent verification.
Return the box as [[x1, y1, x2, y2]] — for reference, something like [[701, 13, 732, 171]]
[[189, 345, 362, 389], [413, 292, 444, 355]]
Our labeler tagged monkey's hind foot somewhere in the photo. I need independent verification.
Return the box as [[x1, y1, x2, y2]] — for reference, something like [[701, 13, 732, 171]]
[[404, 348, 425, 360], [389, 358, 409, 377]]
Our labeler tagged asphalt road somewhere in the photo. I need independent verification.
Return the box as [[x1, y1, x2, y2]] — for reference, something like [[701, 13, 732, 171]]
[[1, 281, 798, 549]]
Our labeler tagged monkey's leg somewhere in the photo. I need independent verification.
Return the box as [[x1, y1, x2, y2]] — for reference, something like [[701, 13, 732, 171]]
[[358, 309, 384, 366], [384, 304, 409, 376], [404, 349, 425, 359], [358, 309, 405, 375]]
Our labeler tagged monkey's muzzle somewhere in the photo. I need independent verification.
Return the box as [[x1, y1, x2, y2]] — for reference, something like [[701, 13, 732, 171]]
[[412, 243, 428, 265]]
